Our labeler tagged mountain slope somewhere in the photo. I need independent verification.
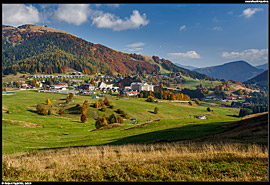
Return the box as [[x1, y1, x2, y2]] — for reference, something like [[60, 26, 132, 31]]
[[255, 63, 268, 70], [243, 70, 268, 91], [194, 61, 264, 82], [2, 24, 210, 80], [174, 63, 197, 71]]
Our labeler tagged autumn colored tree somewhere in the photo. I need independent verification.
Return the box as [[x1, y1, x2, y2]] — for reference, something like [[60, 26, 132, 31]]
[[95, 115, 108, 129], [80, 106, 88, 114], [36, 104, 47, 115], [69, 93, 74, 100], [46, 98, 51, 105], [116, 116, 124, 124], [59, 109, 63, 116], [81, 114, 87, 123]]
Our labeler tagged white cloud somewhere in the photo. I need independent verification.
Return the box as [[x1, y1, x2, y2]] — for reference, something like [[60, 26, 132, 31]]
[[221, 49, 268, 64], [168, 51, 201, 59], [54, 4, 90, 25], [179, 25, 186, 31], [2, 4, 41, 27], [125, 42, 145, 52], [240, 8, 263, 18], [92, 10, 149, 31], [126, 42, 145, 48], [213, 26, 222, 31]]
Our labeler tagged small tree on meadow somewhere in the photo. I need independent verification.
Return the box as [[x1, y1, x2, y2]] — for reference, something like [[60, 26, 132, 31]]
[[207, 107, 211, 112], [69, 93, 74, 100], [81, 114, 87, 123], [80, 106, 88, 114], [59, 109, 63, 116], [46, 98, 51, 105], [116, 116, 124, 124], [154, 107, 159, 114]]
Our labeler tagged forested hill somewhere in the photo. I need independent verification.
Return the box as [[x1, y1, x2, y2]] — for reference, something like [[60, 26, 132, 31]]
[[2, 24, 210, 80]]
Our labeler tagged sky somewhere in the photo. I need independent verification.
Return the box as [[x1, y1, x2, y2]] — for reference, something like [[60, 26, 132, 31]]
[[2, 3, 269, 68]]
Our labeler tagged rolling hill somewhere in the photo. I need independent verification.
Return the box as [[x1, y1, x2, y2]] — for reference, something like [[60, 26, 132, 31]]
[[2, 24, 209, 80], [243, 70, 268, 91], [194, 61, 264, 82]]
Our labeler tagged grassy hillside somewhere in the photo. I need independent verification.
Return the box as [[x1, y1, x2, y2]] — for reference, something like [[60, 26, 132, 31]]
[[2, 91, 268, 181], [2, 90, 241, 154]]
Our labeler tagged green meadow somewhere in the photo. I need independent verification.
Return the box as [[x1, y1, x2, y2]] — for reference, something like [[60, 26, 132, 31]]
[[2, 90, 240, 154]]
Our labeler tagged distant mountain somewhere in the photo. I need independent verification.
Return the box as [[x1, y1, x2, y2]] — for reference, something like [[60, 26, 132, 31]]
[[255, 63, 268, 70], [2, 24, 210, 80], [194, 61, 264, 82], [174, 63, 197, 71], [243, 70, 268, 91]]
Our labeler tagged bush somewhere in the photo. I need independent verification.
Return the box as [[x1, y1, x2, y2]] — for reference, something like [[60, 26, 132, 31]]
[[46, 98, 51, 105], [101, 106, 107, 112], [69, 93, 74, 100], [95, 115, 108, 129], [36, 104, 47, 115], [189, 101, 193, 106], [108, 114, 117, 124], [80, 106, 88, 114], [59, 109, 63, 116], [239, 108, 252, 117], [207, 107, 211, 112], [109, 105, 114, 109], [147, 96, 155, 102], [116, 116, 124, 124], [154, 107, 159, 114], [83, 100, 89, 109], [94, 101, 100, 108], [81, 114, 87, 123], [117, 108, 125, 115]]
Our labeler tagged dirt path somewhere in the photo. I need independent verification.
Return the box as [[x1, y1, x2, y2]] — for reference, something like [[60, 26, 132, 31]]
[[121, 119, 161, 131]]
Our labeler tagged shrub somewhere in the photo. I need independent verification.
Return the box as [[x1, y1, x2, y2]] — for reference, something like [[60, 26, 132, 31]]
[[108, 114, 117, 124], [94, 102, 100, 108], [154, 107, 159, 114], [207, 107, 211, 112], [116, 116, 124, 124], [82, 100, 89, 109], [81, 114, 87, 123], [69, 93, 74, 100], [189, 101, 193, 106], [101, 106, 107, 112], [110, 105, 114, 109], [36, 104, 47, 115], [117, 108, 125, 115], [95, 115, 107, 129], [46, 98, 51, 105], [80, 106, 88, 114], [59, 109, 63, 116], [76, 104, 80, 107], [147, 96, 155, 102]]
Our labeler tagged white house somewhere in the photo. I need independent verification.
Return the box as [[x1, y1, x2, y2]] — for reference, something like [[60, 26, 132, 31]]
[[130, 82, 154, 92]]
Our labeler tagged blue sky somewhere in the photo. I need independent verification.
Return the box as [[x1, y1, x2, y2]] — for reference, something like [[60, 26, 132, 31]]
[[2, 4, 268, 68]]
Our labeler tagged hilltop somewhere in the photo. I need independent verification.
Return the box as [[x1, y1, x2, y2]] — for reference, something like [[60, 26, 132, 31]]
[[2, 24, 209, 80], [194, 61, 264, 82]]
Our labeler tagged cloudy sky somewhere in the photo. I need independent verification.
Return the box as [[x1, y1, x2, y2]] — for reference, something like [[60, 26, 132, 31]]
[[2, 4, 268, 68]]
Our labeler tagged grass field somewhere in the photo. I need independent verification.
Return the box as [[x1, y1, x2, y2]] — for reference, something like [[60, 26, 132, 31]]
[[2, 90, 240, 154], [2, 90, 268, 181]]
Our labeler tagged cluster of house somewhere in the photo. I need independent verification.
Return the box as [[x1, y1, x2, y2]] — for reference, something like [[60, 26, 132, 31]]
[[5, 72, 155, 97], [32, 72, 84, 79]]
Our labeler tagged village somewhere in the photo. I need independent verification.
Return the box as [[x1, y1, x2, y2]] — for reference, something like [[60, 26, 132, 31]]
[[3, 72, 155, 98]]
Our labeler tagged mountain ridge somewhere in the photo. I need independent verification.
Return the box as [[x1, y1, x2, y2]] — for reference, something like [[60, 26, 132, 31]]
[[194, 60, 264, 82]]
